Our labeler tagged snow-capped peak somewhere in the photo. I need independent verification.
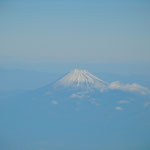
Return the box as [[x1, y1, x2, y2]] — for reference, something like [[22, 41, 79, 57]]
[[53, 69, 108, 91]]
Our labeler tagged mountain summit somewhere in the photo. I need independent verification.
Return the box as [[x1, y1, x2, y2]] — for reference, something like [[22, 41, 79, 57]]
[[53, 69, 108, 92]]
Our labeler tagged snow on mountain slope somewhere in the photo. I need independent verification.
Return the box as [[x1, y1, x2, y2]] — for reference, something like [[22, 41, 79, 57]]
[[53, 69, 108, 92]]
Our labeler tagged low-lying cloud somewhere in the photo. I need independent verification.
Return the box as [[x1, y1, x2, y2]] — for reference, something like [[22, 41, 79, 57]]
[[51, 100, 58, 105], [118, 100, 129, 104], [109, 81, 149, 95], [70, 91, 89, 99], [144, 102, 150, 107], [115, 106, 123, 110]]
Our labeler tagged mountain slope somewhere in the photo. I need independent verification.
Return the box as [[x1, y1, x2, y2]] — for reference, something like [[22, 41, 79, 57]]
[[53, 69, 108, 92]]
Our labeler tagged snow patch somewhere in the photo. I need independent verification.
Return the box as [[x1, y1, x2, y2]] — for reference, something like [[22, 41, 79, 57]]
[[54, 69, 108, 91]]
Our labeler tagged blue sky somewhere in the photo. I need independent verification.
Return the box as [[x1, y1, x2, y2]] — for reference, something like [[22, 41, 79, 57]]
[[0, 0, 150, 65]]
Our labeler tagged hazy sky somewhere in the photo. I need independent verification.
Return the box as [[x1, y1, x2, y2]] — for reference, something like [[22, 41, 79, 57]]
[[0, 0, 150, 65]]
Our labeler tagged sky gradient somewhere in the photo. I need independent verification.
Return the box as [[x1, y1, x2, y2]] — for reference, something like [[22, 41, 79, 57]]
[[0, 0, 150, 65]]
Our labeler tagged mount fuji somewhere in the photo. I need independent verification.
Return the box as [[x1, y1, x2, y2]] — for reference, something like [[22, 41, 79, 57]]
[[36, 69, 149, 94], [53, 69, 108, 92], [33, 69, 149, 108]]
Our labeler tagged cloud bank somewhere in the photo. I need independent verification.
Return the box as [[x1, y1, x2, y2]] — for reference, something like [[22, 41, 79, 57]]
[[144, 102, 150, 107], [109, 81, 149, 95], [118, 100, 129, 104], [51, 100, 58, 105], [115, 106, 123, 110]]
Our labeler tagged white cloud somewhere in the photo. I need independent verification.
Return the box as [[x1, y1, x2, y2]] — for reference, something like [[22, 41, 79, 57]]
[[118, 100, 129, 104], [109, 81, 149, 95], [89, 98, 100, 106], [45, 91, 51, 95], [144, 102, 150, 107], [51, 100, 58, 105], [75, 107, 80, 111], [115, 106, 123, 110], [70, 91, 89, 99], [71, 93, 84, 98]]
